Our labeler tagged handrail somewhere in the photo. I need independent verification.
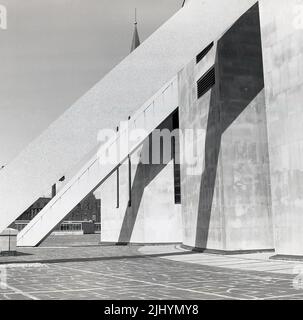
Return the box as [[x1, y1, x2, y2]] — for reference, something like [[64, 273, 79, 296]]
[[18, 76, 178, 242]]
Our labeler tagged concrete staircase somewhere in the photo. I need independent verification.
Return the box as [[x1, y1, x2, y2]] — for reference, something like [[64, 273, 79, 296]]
[[17, 77, 178, 246]]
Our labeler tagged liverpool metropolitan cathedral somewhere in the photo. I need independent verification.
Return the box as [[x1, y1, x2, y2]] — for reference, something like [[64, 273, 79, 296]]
[[1, 0, 303, 260]]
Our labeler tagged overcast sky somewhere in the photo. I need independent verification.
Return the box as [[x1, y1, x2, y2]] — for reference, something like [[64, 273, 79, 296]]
[[0, 0, 182, 165]]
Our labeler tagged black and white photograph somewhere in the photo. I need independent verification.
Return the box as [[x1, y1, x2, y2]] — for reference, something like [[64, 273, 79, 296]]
[[0, 0, 303, 308]]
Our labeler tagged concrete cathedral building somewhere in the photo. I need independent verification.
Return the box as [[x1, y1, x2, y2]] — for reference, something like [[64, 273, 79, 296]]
[[0, 0, 303, 259]]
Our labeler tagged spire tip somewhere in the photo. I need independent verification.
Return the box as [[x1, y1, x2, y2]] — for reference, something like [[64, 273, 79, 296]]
[[134, 8, 137, 25]]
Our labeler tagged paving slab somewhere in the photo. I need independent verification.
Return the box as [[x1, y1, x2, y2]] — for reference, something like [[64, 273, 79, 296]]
[[0, 235, 302, 300]]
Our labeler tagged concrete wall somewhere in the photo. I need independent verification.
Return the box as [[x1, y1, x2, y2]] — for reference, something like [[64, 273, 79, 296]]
[[179, 3, 273, 251], [99, 114, 182, 244], [260, 0, 303, 255]]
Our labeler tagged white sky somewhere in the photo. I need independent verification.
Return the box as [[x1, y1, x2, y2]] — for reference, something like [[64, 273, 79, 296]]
[[0, 0, 182, 165]]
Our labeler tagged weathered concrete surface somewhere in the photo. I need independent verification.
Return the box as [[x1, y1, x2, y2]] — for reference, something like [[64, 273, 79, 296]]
[[0, 0, 257, 234], [99, 114, 182, 244], [179, 3, 273, 251], [260, 0, 303, 255]]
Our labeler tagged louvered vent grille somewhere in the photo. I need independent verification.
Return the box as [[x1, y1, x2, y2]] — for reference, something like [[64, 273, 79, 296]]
[[197, 66, 215, 99], [196, 42, 214, 64]]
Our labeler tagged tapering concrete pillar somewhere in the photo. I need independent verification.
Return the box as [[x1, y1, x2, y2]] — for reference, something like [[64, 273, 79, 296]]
[[260, 0, 303, 256], [99, 113, 182, 245], [179, 3, 274, 252]]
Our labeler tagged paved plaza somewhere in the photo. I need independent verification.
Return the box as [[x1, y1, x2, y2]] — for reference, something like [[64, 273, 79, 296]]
[[0, 235, 303, 300]]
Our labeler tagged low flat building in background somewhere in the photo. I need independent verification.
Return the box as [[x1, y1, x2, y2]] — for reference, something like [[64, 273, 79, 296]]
[[11, 193, 100, 234]]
